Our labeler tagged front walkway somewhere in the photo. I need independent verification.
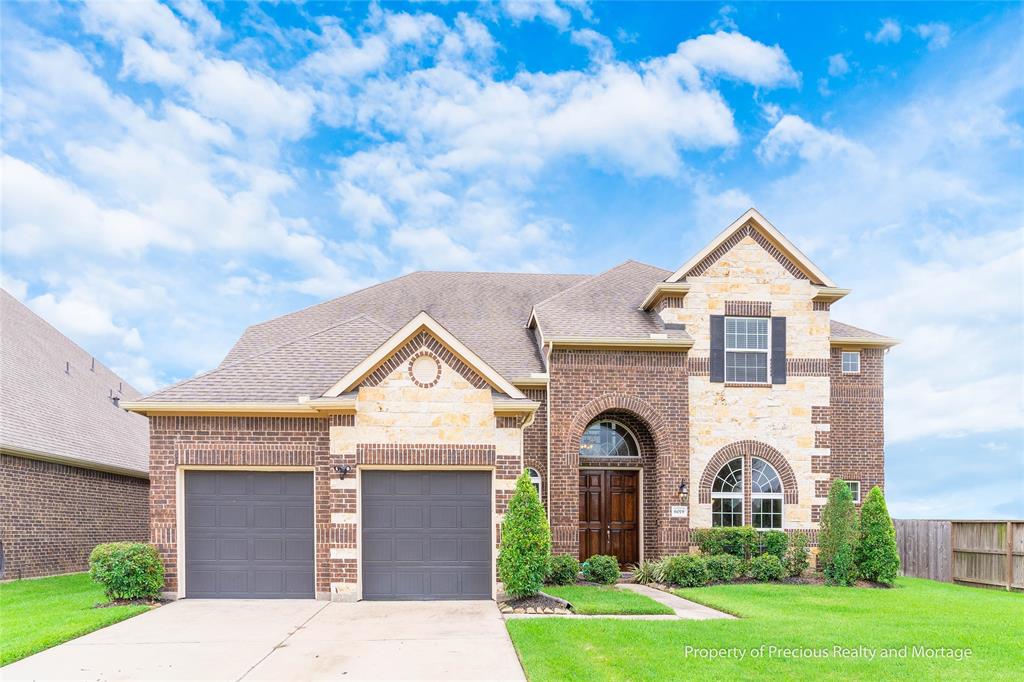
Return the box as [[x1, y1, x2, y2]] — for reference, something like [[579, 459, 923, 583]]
[[3, 599, 525, 681], [618, 583, 736, 620]]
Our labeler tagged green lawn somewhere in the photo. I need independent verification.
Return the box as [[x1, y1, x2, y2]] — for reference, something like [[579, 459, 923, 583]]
[[508, 578, 1023, 680], [0, 573, 150, 666], [542, 585, 674, 615]]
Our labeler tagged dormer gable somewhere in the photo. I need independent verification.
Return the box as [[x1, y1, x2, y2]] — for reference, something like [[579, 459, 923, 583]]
[[323, 311, 527, 400], [666, 208, 838, 288]]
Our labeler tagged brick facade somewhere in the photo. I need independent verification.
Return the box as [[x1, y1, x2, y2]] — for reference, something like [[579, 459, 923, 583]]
[[522, 388, 548, 507], [0, 453, 149, 579], [828, 347, 886, 503], [547, 348, 689, 560]]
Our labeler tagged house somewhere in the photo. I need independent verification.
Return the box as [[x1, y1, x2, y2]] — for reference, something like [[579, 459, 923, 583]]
[[122, 209, 897, 601], [0, 290, 150, 579]]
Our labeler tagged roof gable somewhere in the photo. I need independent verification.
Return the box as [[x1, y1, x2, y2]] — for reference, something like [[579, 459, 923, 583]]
[[324, 312, 527, 399], [667, 208, 837, 287]]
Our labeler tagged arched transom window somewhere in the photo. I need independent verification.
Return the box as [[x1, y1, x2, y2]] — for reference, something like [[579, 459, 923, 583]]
[[526, 467, 542, 498], [710, 456, 784, 529], [579, 420, 640, 458], [711, 458, 743, 527]]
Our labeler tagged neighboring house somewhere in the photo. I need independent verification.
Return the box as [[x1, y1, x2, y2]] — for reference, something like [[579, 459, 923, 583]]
[[123, 209, 897, 602], [0, 290, 150, 579]]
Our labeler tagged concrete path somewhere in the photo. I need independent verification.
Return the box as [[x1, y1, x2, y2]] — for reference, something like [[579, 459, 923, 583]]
[[618, 583, 736, 620], [3, 599, 525, 681]]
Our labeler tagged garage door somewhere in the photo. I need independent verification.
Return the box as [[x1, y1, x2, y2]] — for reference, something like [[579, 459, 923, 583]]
[[362, 471, 491, 600], [185, 471, 314, 598]]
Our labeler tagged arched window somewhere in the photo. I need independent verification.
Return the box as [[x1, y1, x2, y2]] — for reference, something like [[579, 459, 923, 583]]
[[526, 467, 542, 498], [711, 458, 743, 527], [579, 420, 640, 458], [750, 457, 783, 529]]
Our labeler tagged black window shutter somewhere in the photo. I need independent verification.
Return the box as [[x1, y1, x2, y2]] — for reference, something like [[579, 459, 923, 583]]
[[710, 315, 725, 383], [771, 316, 786, 384]]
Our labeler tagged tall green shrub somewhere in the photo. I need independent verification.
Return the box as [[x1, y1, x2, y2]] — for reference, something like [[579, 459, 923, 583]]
[[498, 471, 551, 598], [819, 479, 859, 586], [855, 486, 900, 585], [88, 542, 164, 600]]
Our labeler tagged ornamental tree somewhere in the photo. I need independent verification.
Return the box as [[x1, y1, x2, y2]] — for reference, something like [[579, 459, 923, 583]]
[[819, 479, 859, 586], [498, 470, 551, 598], [855, 486, 900, 585]]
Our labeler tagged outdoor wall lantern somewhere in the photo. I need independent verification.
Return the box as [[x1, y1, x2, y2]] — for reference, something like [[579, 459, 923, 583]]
[[677, 479, 689, 503]]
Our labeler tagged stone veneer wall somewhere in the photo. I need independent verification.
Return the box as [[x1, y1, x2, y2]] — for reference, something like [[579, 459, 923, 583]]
[[663, 233, 831, 532], [327, 343, 522, 600], [1, 453, 149, 579], [547, 348, 689, 560], [148, 415, 330, 595]]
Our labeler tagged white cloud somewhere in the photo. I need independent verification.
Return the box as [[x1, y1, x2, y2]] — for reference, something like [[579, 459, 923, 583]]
[[756, 115, 865, 163], [570, 28, 614, 63], [672, 31, 800, 88], [866, 18, 902, 44], [711, 5, 739, 31], [915, 22, 952, 50], [500, 1, 576, 31], [827, 52, 850, 77], [1, 274, 29, 300]]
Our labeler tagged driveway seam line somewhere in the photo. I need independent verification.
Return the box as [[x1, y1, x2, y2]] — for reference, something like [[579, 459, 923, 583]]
[[236, 601, 330, 681]]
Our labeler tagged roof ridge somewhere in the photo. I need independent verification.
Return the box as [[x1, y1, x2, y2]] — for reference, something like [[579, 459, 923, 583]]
[[143, 313, 392, 401]]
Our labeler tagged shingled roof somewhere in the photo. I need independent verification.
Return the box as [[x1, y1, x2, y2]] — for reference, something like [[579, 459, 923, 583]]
[[1, 290, 149, 476], [830, 320, 899, 346], [531, 260, 690, 341]]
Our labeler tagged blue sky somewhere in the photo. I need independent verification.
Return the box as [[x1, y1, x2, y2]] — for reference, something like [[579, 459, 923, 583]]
[[2, 1, 1021, 518]]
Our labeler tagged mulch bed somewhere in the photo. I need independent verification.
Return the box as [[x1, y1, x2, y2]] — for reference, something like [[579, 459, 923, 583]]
[[499, 591, 572, 615], [95, 598, 166, 609]]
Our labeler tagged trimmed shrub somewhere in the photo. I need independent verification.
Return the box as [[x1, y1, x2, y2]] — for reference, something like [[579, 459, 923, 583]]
[[498, 471, 552, 598], [546, 554, 581, 585], [661, 554, 710, 587], [749, 553, 785, 582], [819, 479, 859, 586], [761, 530, 788, 561], [705, 554, 743, 583], [692, 527, 759, 559], [88, 542, 164, 601], [581, 555, 620, 584], [855, 486, 900, 585], [786, 532, 811, 577], [631, 559, 665, 585]]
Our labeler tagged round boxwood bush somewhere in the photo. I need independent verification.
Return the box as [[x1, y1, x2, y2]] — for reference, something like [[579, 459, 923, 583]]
[[749, 553, 785, 582], [705, 553, 743, 583], [661, 554, 710, 587], [546, 554, 581, 585], [88, 542, 165, 600], [581, 555, 620, 584], [498, 471, 552, 598], [761, 530, 788, 561]]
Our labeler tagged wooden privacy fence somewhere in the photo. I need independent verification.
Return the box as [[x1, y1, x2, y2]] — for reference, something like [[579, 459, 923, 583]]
[[894, 519, 1024, 591]]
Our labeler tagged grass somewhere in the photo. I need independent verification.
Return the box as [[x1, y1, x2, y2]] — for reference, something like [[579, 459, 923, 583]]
[[507, 578, 1023, 680], [0, 573, 150, 666], [542, 585, 674, 615]]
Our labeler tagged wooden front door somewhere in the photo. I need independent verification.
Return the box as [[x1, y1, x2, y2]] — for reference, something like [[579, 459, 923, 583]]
[[578, 469, 640, 566]]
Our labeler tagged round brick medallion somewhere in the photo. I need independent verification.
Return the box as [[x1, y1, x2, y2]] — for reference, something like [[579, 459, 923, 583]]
[[409, 352, 442, 388]]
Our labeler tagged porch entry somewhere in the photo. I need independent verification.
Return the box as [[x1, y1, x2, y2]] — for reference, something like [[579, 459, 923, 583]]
[[578, 468, 640, 566]]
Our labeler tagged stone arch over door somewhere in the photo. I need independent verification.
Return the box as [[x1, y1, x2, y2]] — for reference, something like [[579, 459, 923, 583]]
[[566, 394, 670, 464], [698, 440, 799, 505]]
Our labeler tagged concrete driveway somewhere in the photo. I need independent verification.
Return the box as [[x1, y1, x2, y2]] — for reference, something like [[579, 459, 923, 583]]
[[3, 599, 525, 681]]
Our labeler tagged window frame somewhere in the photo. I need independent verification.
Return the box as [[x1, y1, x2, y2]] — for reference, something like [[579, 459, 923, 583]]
[[711, 457, 744, 528], [750, 456, 784, 530], [578, 419, 642, 459], [841, 351, 861, 374], [724, 316, 771, 384], [842, 479, 861, 503], [526, 467, 542, 499]]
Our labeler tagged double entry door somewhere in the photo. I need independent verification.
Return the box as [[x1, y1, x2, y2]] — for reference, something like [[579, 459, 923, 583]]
[[578, 469, 640, 566]]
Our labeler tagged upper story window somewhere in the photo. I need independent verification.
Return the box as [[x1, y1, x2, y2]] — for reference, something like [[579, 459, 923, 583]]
[[579, 420, 640, 458], [842, 351, 861, 374], [842, 480, 861, 503], [725, 317, 769, 383]]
